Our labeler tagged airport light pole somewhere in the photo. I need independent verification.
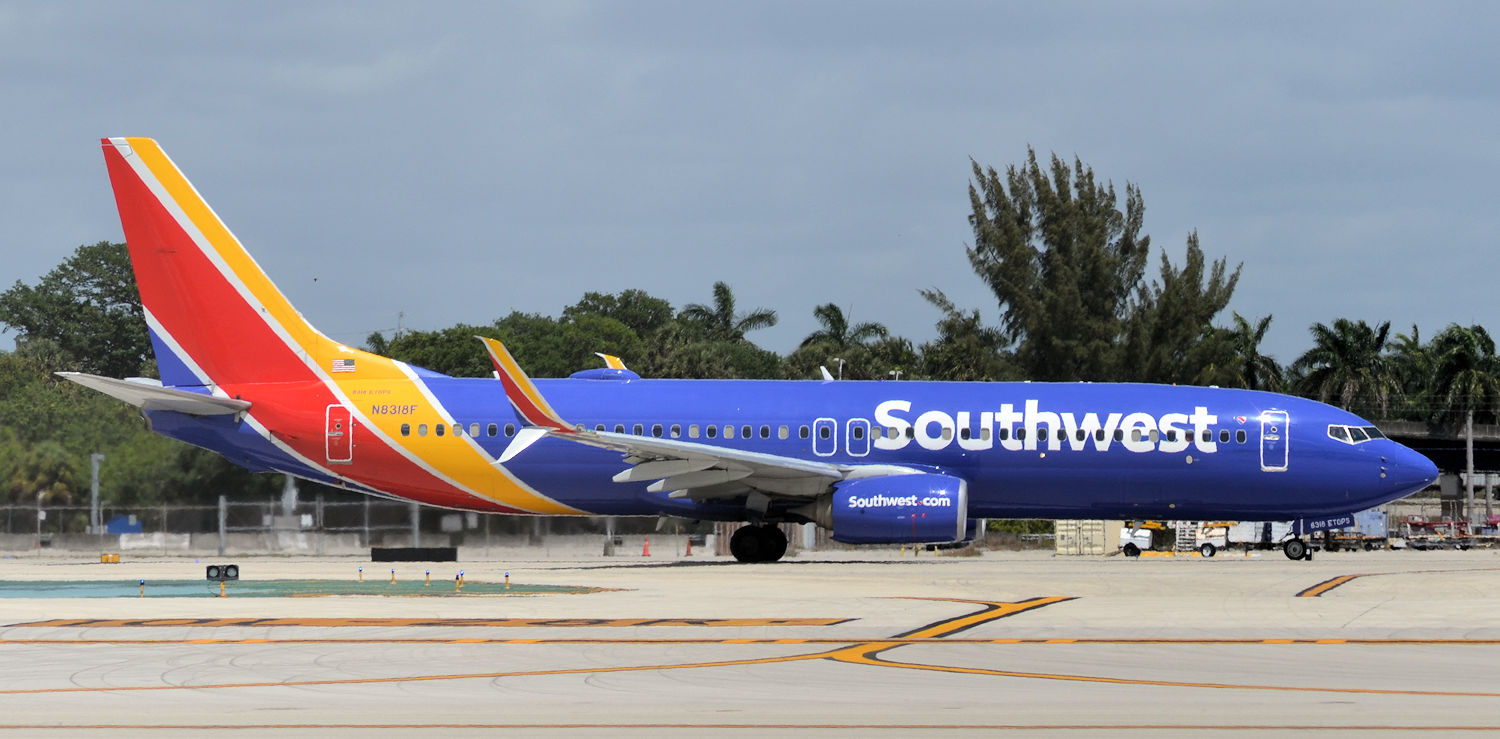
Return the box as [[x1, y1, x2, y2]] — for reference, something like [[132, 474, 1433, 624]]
[[833, 358, 844, 380]]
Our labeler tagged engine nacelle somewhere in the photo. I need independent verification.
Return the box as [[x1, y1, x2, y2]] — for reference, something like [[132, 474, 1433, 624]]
[[801, 473, 968, 544]]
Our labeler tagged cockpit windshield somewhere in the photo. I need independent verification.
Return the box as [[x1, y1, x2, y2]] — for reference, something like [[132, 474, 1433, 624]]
[[1327, 424, 1385, 445]]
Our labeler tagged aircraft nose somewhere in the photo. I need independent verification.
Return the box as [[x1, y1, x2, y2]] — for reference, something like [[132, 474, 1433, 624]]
[[1386, 444, 1439, 496]]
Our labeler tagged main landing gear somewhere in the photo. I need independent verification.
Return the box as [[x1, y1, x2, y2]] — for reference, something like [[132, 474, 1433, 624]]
[[730, 524, 788, 563], [1283, 537, 1312, 561]]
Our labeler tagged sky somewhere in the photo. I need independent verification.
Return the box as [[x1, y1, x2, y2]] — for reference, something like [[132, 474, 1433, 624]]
[[2, 1, 1497, 367]]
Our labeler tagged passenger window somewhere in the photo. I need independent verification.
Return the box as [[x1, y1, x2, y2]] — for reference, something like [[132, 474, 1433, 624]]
[[942, 428, 953, 441], [854, 426, 866, 440], [981, 428, 991, 441], [759, 425, 770, 439], [1219, 429, 1229, 443], [1130, 430, 1142, 442], [418, 424, 428, 437], [689, 424, 700, 438], [778, 425, 789, 440], [633, 424, 644, 436], [671, 424, 682, 438], [652, 424, 663, 438], [999, 428, 1009, 441], [706, 425, 718, 439], [819, 426, 831, 439], [960, 428, 971, 440], [741, 425, 752, 440], [1017, 429, 1027, 441], [505, 423, 516, 437], [725, 425, 735, 439], [1165, 430, 1177, 442], [905, 427, 915, 439], [1149, 430, 1159, 443], [489, 423, 499, 437], [435, 424, 446, 437], [1236, 430, 1247, 443], [799, 426, 810, 439], [1076, 429, 1086, 441], [470, 423, 480, 437], [595, 424, 605, 432], [400, 423, 410, 437], [614, 424, 625, 434], [1113, 429, 1124, 442], [1201, 430, 1211, 443]]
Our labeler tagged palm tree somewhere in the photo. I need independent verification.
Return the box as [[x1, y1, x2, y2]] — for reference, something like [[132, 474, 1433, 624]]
[[799, 304, 888, 351], [679, 282, 777, 343], [1291, 318, 1400, 418], [1387, 324, 1434, 421], [1427, 324, 1500, 426], [917, 288, 1011, 381], [1226, 313, 1283, 391]]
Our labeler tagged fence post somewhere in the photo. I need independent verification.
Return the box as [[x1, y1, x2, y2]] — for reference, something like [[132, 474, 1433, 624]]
[[315, 494, 324, 556], [218, 495, 227, 556], [409, 501, 421, 547]]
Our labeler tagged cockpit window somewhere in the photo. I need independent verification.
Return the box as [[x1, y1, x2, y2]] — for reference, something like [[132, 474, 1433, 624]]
[[1328, 423, 1384, 445]]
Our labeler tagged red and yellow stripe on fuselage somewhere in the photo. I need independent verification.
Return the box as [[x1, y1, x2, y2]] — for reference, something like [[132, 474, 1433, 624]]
[[102, 137, 579, 514]]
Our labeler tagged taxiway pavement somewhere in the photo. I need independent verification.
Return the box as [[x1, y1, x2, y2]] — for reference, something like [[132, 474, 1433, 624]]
[[1, 548, 1498, 736]]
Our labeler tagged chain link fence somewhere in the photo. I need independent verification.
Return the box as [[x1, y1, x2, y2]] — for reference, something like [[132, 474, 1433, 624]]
[[0, 498, 711, 556]]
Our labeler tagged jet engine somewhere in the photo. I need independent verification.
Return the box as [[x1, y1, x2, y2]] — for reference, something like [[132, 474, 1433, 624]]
[[796, 473, 968, 544]]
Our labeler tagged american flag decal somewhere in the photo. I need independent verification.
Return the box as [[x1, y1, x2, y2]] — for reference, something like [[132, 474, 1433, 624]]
[[331, 358, 356, 373]]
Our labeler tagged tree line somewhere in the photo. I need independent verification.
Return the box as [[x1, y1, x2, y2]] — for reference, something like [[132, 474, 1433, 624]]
[[2, 149, 1495, 510]]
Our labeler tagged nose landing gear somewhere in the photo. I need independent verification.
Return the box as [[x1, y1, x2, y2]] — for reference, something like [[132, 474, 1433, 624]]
[[1283, 538, 1311, 561]]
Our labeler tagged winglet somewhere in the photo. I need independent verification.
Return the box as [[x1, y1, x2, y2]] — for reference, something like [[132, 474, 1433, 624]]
[[479, 337, 575, 432], [596, 352, 627, 370]]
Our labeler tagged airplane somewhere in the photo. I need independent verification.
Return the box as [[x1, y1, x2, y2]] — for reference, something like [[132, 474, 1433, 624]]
[[63, 137, 1439, 563]]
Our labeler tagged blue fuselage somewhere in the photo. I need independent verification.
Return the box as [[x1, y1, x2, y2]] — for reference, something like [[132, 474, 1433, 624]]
[[149, 376, 1439, 523]]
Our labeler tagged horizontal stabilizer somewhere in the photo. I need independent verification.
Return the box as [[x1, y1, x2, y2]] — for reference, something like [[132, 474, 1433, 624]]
[[57, 372, 250, 416]]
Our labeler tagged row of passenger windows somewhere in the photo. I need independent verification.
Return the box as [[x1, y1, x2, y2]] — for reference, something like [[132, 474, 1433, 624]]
[[397, 421, 818, 440], [395, 421, 1252, 446]]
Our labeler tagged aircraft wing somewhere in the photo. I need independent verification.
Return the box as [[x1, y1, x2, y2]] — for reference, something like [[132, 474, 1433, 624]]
[[554, 429, 844, 498], [57, 372, 251, 416], [478, 338, 918, 502]]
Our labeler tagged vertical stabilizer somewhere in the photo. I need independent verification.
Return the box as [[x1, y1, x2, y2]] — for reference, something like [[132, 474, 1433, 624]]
[[100, 137, 371, 387]]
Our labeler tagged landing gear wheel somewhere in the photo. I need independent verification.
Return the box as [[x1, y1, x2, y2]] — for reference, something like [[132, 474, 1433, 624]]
[[1122, 543, 1141, 558], [729, 525, 789, 563], [766, 526, 788, 561], [1199, 542, 1216, 558], [1283, 538, 1308, 561]]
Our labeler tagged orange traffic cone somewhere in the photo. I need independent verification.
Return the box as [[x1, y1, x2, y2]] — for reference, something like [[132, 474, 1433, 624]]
[[684, 536, 693, 556], [642, 536, 651, 556]]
